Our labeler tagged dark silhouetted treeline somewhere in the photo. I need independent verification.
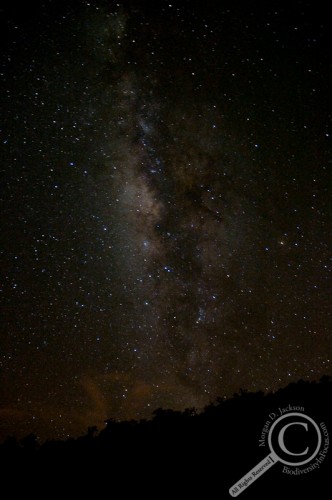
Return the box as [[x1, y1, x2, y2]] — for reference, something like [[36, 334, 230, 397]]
[[0, 377, 331, 498]]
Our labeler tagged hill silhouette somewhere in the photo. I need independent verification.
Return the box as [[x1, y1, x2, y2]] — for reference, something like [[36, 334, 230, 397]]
[[0, 377, 331, 498]]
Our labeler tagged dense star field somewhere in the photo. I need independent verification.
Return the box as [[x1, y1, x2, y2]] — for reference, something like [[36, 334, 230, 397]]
[[1, 0, 331, 441]]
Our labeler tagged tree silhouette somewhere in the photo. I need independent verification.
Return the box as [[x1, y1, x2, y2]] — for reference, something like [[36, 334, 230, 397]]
[[0, 378, 330, 498]]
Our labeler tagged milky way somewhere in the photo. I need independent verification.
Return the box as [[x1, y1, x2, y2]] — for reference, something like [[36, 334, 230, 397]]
[[1, 0, 331, 440]]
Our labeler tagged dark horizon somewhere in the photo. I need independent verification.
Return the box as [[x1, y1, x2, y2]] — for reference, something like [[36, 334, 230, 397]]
[[1, 376, 331, 445], [1, 376, 331, 498]]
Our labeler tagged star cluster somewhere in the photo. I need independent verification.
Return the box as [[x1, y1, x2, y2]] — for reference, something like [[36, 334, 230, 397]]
[[0, 0, 331, 440]]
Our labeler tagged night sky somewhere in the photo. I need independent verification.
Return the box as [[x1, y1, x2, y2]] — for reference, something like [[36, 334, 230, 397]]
[[1, 0, 331, 441]]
